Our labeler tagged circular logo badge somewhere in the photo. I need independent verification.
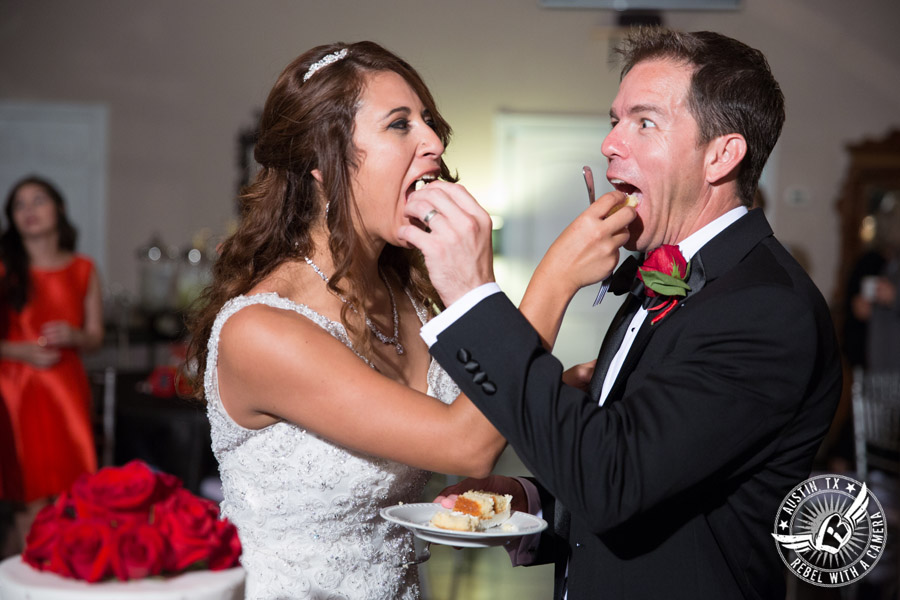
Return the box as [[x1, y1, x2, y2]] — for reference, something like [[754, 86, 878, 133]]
[[772, 473, 886, 587]]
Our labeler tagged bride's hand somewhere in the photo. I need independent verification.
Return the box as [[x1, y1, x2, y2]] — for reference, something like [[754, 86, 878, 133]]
[[537, 191, 635, 298], [519, 192, 635, 350], [562, 360, 596, 392]]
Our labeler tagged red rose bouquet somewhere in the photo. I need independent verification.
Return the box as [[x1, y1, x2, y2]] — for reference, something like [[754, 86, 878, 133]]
[[21, 460, 241, 582]]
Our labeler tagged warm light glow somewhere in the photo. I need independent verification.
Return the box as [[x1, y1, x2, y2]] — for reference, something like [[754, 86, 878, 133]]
[[860, 215, 876, 244]]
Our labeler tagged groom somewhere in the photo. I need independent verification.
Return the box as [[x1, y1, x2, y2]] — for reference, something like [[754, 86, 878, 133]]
[[400, 29, 842, 600]]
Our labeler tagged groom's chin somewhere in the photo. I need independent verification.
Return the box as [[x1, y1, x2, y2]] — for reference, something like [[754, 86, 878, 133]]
[[623, 222, 645, 253], [623, 236, 638, 253]]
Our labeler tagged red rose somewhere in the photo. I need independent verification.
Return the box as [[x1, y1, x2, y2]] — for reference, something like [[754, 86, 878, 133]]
[[156, 488, 219, 571], [207, 519, 242, 571], [21, 462, 235, 583], [49, 519, 114, 582], [70, 460, 180, 521], [22, 503, 66, 570], [55, 491, 79, 518], [637, 245, 692, 324], [637, 244, 690, 298], [154, 469, 181, 498], [110, 521, 166, 581]]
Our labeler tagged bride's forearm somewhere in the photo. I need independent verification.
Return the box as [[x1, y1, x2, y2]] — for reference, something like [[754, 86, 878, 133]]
[[519, 258, 580, 351], [444, 394, 506, 477]]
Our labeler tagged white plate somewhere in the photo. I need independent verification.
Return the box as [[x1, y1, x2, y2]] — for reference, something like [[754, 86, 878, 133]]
[[380, 503, 547, 548]]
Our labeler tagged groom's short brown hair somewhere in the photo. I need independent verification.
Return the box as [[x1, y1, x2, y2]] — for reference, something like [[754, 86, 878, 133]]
[[616, 28, 785, 207]]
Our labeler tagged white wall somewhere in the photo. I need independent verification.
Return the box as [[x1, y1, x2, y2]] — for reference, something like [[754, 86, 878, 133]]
[[1, 0, 898, 304]]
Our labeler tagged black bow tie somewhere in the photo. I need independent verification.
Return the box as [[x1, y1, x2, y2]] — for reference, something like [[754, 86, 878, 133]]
[[608, 255, 644, 298]]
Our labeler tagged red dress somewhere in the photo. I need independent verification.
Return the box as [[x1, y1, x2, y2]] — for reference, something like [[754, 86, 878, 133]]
[[0, 255, 97, 502]]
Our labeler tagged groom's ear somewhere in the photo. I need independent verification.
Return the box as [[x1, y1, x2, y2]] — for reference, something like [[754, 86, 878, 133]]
[[705, 133, 746, 185]]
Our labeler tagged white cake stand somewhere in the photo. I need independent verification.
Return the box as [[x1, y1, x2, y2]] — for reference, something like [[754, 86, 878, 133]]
[[0, 555, 245, 600]]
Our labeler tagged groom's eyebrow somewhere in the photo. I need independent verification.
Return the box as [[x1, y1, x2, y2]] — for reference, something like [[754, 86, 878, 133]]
[[617, 103, 665, 119]]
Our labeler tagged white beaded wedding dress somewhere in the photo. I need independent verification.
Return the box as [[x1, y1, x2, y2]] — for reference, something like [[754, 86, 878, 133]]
[[206, 293, 459, 599]]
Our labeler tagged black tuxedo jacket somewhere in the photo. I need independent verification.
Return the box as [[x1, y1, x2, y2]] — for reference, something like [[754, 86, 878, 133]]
[[430, 209, 842, 599]]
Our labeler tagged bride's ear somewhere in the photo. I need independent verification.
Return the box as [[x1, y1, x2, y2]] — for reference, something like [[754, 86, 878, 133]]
[[311, 169, 323, 184]]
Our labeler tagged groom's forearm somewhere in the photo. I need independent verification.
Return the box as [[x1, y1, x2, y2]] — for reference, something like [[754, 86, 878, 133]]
[[427, 292, 604, 529], [427, 292, 563, 458]]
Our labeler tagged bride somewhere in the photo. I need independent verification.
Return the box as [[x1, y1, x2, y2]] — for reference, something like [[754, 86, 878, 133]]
[[188, 41, 614, 599]]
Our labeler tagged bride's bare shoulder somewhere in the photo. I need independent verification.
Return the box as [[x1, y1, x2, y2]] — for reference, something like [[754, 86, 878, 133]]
[[219, 299, 323, 356]]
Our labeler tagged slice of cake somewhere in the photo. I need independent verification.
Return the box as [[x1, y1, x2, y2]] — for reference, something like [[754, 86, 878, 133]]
[[430, 490, 513, 532], [430, 510, 479, 532], [608, 193, 640, 215]]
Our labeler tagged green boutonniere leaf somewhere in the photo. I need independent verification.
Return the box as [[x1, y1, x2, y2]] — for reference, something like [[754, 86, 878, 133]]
[[640, 270, 691, 297]]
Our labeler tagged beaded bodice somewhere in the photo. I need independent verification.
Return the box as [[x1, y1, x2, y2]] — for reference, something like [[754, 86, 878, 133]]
[[206, 292, 459, 599]]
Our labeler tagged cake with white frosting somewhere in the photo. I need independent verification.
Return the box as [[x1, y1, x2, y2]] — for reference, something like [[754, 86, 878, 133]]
[[430, 490, 513, 532]]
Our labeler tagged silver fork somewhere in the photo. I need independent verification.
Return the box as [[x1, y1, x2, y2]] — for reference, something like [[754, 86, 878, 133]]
[[583, 166, 611, 306]]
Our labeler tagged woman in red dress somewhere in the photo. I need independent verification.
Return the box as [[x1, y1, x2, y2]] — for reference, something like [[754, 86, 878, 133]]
[[0, 176, 103, 555]]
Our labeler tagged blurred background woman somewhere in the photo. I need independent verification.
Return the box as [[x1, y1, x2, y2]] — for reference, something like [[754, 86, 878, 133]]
[[0, 176, 103, 557]]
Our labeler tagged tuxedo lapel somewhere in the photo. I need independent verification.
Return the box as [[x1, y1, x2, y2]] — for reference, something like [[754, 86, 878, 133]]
[[696, 208, 772, 282], [588, 293, 641, 401], [605, 254, 708, 402], [588, 257, 643, 401], [590, 209, 773, 404]]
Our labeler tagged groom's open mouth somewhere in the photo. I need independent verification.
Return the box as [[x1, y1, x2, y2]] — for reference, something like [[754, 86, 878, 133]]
[[609, 179, 643, 210]]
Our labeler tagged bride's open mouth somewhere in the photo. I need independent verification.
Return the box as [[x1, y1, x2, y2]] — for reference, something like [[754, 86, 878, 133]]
[[405, 174, 438, 230], [406, 174, 437, 201]]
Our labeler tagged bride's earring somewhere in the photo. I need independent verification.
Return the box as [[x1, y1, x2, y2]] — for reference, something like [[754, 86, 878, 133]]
[[324, 201, 330, 221]]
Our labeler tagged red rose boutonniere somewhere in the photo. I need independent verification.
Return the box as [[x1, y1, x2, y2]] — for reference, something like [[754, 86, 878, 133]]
[[637, 244, 691, 324]]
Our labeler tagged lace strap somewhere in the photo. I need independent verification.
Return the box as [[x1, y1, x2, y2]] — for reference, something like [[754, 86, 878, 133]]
[[403, 288, 432, 326]]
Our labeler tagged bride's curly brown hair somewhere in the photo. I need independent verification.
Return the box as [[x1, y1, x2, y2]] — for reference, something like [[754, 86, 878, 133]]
[[186, 41, 456, 399]]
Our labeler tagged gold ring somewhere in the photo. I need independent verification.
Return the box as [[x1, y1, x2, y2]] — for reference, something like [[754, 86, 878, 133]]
[[422, 209, 440, 225]]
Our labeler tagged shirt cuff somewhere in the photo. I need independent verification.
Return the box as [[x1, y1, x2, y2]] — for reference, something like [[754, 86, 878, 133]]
[[419, 282, 502, 347], [506, 476, 542, 567]]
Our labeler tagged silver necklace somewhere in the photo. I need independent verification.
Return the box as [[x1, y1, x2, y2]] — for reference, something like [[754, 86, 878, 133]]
[[303, 256, 404, 355]]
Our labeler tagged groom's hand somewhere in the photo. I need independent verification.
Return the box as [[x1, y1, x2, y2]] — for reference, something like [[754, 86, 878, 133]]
[[433, 475, 528, 515], [398, 181, 495, 307]]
